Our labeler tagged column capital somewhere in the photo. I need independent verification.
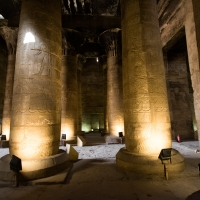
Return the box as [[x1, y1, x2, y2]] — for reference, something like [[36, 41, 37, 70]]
[[99, 28, 121, 54], [62, 29, 84, 56], [0, 26, 18, 55]]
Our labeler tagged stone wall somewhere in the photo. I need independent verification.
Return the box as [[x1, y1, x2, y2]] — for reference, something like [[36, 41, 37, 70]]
[[166, 36, 195, 140], [81, 58, 104, 132]]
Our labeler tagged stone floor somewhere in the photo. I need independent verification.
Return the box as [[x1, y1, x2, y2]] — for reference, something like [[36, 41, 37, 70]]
[[0, 133, 200, 200]]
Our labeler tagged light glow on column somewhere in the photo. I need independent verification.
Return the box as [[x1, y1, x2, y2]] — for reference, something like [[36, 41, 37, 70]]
[[23, 32, 35, 44], [61, 126, 74, 140], [2, 125, 10, 140]]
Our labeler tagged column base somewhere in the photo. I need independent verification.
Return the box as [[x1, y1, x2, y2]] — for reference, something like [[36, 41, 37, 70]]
[[0, 149, 70, 181], [116, 147, 185, 174]]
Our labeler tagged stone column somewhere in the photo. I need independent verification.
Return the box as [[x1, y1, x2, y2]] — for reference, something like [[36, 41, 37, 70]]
[[61, 29, 84, 142], [101, 55, 108, 133], [77, 55, 86, 132], [99, 29, 124, 136], [116, 0, 184, 173], [4, 0, 70, 181], [185, 0, 200, 145], [0, 27, 18, 140]]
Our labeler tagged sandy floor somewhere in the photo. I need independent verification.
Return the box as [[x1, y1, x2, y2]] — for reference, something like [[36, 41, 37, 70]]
[[0, 133, 200, 200]]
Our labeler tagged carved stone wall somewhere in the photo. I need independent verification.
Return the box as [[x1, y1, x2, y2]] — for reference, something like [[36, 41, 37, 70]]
[[166, 37, 194, 140], [185, 0, 200, 144], [9, 0, 62, 159], [81, 58, 104, 132]]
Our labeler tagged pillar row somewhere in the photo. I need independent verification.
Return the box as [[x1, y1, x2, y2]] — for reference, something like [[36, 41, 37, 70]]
[[0, 27, 18, 140], [99, 28, 124, 136]]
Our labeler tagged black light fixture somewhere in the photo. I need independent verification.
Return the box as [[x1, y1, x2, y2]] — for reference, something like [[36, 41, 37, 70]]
[[158, 148, 172, 163], [118, 132, 123, 137], [10, 155, 22, 172], [62, 134, 66, 140], [1, 135, 6, 141], [10, 155, 22, 187]]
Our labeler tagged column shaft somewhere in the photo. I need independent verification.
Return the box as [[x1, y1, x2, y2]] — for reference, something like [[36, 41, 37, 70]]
[[0, 27, 18, 140], [61, 55, 78, 141], [99, 29, 124, 136], [10, 0, 62, 159], [121, 0, 171, 155]]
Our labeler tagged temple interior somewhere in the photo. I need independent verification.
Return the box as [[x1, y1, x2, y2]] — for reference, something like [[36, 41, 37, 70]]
[[0, 0, 200, 199]]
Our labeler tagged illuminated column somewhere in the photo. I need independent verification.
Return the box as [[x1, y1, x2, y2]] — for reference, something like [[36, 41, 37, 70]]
[[77, 55, 86, 131], [0, 27, 18, 140], [10, 0, 62, 159], [99, 29, 124, 136], [61, 29, 84, 142], [101, 55, 109, 132], [116, 0, 184, 173]]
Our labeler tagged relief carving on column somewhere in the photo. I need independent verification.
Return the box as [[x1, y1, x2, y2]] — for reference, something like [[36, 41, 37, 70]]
[[0, 26, 18, 55]]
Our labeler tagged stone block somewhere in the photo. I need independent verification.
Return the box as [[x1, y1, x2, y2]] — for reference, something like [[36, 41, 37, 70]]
[[77, 136, 86, 147], [66, 144, 79, 161], [0, 141, 9, 148], [77, 131, 85, 137], [104, 135, 122, 144]]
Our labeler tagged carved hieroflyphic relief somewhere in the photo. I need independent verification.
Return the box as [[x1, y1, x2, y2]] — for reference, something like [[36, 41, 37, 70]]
[[9, 0, 62, 159], [121, 0, 171, 155], [99, 29, 124, 136]]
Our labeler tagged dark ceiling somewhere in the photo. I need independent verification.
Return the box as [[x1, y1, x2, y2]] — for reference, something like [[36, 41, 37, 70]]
[[0, 0, 120, 19], [0, 0, 161, 58]]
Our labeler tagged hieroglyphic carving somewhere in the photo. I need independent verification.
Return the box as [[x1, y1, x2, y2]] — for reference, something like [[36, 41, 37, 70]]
[[121, 0, 171, 154], [10, 0, 62, 159]]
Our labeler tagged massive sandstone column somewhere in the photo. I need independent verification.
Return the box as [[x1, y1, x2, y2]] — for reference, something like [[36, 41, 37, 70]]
[[116, 0, 184, 173], [61, 29, 84, 142], [99, 29, 124, 136], [10, 0, 62, 159], [0, 27, 18, 140], [77, 55, 86, 132], [101, 55, 109, 133]]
